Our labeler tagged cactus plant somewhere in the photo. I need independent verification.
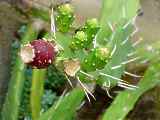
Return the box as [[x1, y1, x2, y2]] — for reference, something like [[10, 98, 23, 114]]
[[38, 88, 85, 120], [102, 60, 160, 120], [1, 24, 38, 120], [4, 1, 160, 120]]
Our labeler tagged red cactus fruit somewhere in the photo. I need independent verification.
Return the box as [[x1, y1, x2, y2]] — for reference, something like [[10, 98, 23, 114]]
[[20, 39, 56, 69]]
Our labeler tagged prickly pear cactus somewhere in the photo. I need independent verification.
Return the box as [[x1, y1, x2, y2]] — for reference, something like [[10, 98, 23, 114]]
[[56, 4, 74, 33], [1, 1, 142, 120]]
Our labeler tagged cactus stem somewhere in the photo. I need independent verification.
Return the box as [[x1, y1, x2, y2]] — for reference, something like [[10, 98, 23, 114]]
[[122, 6, 126, 18]]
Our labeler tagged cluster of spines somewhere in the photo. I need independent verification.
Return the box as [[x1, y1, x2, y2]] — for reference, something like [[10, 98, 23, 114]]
[[70, 18, 100, 50], [81, 47, 110, 72], [56, 4, 74, 33]]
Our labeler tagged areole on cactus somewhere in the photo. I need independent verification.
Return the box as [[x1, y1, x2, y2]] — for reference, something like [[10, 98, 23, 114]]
[[81, 47, 111, 72]]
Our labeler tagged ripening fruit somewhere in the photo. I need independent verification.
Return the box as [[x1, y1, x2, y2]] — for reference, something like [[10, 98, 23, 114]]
[[20, 39, 57, 69], [70, 18, 100, 50], [70, 31, 88, 50], [81, 47, 110, 72], [81, 18, 100, 44], [56, 4, 74, 33]]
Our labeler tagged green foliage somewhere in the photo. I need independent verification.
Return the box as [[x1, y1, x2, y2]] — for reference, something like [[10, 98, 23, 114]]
[[102, 60, 160, 120], [56, 4, 74, 32], [38, 88, 85, 120], [1, 24, 38, 120], [18, 66, 63, 119]]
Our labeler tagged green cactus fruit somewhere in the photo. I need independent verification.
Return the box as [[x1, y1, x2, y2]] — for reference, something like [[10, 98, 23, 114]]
[[81, 47, 110, 72], [70, 31, 88, 50], [70, 19, 100, 50], [81, 18, 100, 44], [56, 4, 74, 33]]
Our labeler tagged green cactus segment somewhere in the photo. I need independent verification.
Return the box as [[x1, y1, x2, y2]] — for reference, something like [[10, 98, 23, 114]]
[[56, 4, 74, 33], [97, 0, 139, 44], [38, 88, 85, 120], [102, 60, 160, 120], [81, 47, 110, 72], [19, 75, 32, 119], [70, 31, 88, 50], [31, 69, 46, 120], [1, 24, 38, 120], [96, 23, 134, 86]]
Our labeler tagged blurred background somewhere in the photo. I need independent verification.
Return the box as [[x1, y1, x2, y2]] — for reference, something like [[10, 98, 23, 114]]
[[0, 0, 160, 119]]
